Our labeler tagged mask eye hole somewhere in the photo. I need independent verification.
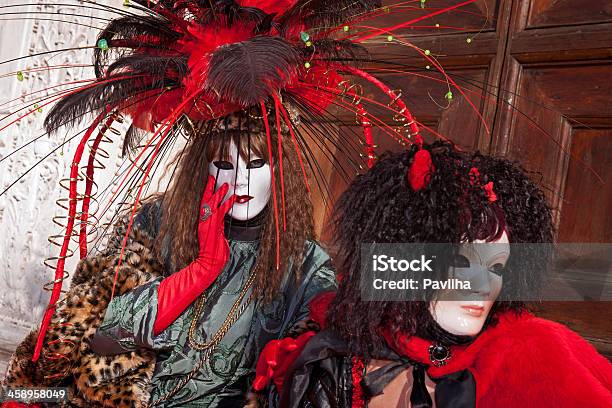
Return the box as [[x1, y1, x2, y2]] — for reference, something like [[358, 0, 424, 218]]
[[247, 158, 266, 169], [213, 160, 234, 170], [452, 254, 471, 268], [489, 263, 505, 276]]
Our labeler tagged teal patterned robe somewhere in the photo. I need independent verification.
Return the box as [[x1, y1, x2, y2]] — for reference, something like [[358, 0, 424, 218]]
[[94, 205, 336, 407]]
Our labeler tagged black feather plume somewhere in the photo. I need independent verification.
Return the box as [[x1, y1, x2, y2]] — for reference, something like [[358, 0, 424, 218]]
[[279, 0, 382, 32], [93, 15, 179, 78], [308, 39, 369, 65], [254, 12, 278, 34], [107, 55, 188, 86], [205, 36, 300, 106], [122, 124, 147, 157], [43, 77, 164, 134]]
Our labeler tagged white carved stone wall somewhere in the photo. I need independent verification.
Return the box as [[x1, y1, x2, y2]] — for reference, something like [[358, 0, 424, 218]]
[[0, 0, 164, 374]]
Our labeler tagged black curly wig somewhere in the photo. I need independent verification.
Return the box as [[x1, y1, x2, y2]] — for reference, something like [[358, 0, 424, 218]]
[[327, 141, 554, 355]]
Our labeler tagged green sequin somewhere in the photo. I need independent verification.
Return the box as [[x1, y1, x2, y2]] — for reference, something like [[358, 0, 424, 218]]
[[97, 38, 109, 51]]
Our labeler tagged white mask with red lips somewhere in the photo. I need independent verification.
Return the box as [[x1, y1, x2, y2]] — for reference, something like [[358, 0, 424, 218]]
[[208, 141, 271, 221], [429, 230, 510, 337]]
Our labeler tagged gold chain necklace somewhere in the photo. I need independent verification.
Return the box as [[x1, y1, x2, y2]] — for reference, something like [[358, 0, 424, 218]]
[[146, 272, 257, 407], [187, 271, 257, 350]]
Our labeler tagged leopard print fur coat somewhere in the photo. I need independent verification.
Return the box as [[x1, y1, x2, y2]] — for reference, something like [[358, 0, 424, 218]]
[[3, 205, 164, 407]]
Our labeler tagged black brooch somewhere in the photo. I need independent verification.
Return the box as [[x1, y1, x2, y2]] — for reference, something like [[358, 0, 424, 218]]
[[428, 343, 451, 367]]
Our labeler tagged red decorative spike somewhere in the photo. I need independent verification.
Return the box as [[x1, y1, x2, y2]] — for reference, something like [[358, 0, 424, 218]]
[[32, 110, 109, 362], [408, 149, 434, 191], [79, 112, 120, 258], [356, 104, 376, 168], [338, 65, 420, 141]]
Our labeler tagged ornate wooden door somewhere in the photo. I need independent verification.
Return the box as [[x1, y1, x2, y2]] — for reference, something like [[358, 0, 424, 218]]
[[317, 0, 612, 356]]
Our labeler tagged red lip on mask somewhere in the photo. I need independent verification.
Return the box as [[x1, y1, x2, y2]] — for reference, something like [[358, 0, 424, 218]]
[[235, 195, 253, 204], [461, 305, 485, 317]]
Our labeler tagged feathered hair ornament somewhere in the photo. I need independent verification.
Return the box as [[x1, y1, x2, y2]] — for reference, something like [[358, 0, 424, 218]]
[[17, 0, 486, 362]]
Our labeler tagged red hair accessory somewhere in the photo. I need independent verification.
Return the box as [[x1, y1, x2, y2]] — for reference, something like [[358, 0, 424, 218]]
[[469, 167, 497, 202], [469, 167, 480, 185], [483, 181, 497, 203], [408, 149, 435, 191]]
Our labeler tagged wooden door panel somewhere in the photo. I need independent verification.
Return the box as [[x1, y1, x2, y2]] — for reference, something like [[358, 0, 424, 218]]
[[504, 63, 612, 230], [527, 0, 612, 28], [371, 0, 500, 35], [508, 86, 611, 349], [511, 25, 612, 63], [557, 129, 612, 243], [368, 31, 499, 66], [517, 64, 612, 118]]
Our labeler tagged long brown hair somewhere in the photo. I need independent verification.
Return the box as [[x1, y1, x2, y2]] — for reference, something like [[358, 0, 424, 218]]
[[155, 113, 313, 302]]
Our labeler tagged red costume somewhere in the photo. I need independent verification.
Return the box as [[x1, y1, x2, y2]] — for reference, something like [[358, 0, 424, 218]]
[[383, 311, 612, 407]]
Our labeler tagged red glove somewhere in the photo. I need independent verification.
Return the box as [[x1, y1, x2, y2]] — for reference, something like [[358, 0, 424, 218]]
[[1, 403, 42, 408], [153, 176, 236, 335], [252, 331, 316, 395]]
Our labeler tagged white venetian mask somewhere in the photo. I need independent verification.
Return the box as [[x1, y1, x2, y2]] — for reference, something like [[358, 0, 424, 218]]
[[207, 141, 271, 221], [429, 230, 510, 336]]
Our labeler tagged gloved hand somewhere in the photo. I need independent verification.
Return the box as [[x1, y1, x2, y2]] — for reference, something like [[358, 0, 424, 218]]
[[252, 331, 316, 395], [153, 176, 237, 335]]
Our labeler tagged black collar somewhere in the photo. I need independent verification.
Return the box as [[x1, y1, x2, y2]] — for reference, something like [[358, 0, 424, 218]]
[[224, 206, 268, 241]]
